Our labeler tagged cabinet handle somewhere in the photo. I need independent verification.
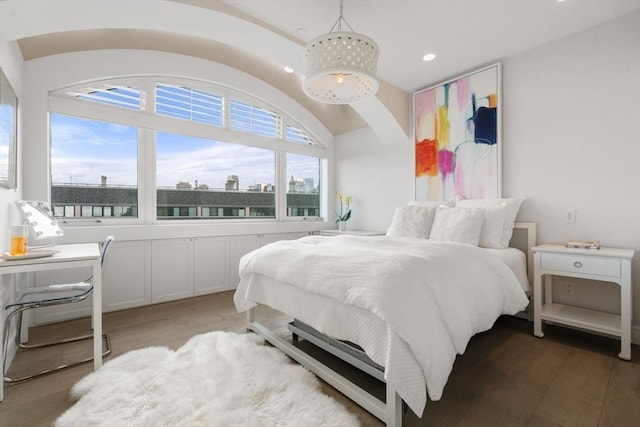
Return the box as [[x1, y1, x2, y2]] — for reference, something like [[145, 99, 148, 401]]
[[573, 261, 583, 268]]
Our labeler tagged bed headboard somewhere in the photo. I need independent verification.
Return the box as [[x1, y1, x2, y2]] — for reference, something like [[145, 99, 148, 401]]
[[510, 222, 536, 288]]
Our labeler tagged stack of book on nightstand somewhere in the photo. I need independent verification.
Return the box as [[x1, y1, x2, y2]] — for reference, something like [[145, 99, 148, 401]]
[[566, 240, 600, 249]]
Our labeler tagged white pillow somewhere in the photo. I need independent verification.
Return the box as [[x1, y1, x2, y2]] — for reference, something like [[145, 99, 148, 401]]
[[408, 197, 456, 208], [456, 197, 524, 248], [476, 206, 507, 248], [429, 206, 485, 246], [386, 205, 436, 239]]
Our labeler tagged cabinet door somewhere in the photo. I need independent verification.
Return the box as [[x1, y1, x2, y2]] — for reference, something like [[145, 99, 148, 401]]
[[259, 233, 289, 246], [286, 231, 314, 240], [194, 237, 229, 295], [103, 240, 151, 312], [32, 240, 152, 324], [151, 238, 193, 303], [260, 232, 313, 247], [228, 235, 260, 288]]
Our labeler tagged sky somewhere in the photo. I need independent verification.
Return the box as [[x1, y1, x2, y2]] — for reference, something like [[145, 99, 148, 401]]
[[0, 104, 14, 180], [50, 113, 319, 190]]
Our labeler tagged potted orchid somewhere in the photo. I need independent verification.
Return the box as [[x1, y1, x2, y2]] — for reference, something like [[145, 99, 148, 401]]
[[335, 192, 352, 231]]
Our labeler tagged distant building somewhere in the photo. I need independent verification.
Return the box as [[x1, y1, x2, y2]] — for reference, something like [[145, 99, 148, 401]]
[[288, 175, 306, 193], [176, 181, 192, 189], [51, 184, 319, 219], [303, 178, 314, 193], [248, 182, 276, 192], [225, 175, 239, 191]]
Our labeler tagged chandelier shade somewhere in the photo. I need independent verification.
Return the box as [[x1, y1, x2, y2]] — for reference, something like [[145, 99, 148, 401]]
[[302, 2, 380, 104]]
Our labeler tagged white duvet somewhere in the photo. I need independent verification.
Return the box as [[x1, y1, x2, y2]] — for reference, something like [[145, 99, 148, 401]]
[[234, 235, 528, 416]]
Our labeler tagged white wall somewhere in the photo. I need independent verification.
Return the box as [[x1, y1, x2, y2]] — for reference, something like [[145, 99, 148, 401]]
[[336, 12, 640, 341], [0, 40, 24, 310], [0, 40, 24, 252], [334, 126, 412, 232], [502, 11, 640, 320]]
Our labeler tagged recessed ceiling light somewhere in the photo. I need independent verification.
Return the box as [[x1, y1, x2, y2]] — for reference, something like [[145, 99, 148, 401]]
[[284, 66, 295, 73], [422, 53, 436, 62]]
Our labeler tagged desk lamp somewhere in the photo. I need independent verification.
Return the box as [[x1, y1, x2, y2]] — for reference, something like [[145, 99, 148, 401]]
[[15, 200, 64, 247]]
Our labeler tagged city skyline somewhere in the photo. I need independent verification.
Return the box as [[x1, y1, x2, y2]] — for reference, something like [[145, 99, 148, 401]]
[[51, 113, 320, 192]]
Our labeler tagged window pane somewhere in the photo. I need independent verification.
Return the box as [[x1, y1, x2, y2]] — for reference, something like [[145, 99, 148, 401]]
[[0, 99, 16, 182], [50, 114, 138, 219], [69, 85, 141, 110], [229, 100, 281, 138], [286, 153, 320, 217], [156, 84, 224, 127], [286, 125, 315, 146], [156, 132, 275, 220]]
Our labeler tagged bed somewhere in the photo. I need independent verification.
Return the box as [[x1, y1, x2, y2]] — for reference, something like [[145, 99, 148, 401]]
[[234, 203, 535, 426]]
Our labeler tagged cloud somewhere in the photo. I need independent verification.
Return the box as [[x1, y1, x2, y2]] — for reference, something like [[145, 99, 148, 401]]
[[52, 155, 137, 185], [51, 114, 320, 191], [156, 138, 277, 188]]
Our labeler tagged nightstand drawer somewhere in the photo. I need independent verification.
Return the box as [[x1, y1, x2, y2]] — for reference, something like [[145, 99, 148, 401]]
[[540, 253, 620, 278]]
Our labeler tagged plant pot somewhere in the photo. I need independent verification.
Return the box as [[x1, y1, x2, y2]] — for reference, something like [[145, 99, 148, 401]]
[[338, 221, 347, 232]]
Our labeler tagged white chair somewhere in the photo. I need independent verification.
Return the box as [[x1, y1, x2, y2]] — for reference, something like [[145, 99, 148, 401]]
[[2, 236, 114, 383]]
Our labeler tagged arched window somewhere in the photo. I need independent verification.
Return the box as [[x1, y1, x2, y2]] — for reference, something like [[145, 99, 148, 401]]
[[48, 77, 326, 224]]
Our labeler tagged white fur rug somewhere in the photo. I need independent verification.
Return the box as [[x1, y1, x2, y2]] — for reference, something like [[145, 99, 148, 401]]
[[55, 331, 360, 427]]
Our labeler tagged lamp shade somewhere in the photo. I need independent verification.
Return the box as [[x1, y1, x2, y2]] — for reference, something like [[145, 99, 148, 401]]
[[303, 31, 379, 104]]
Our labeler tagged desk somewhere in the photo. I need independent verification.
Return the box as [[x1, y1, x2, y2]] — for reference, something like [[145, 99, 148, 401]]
[[0, 243, 102, 400]]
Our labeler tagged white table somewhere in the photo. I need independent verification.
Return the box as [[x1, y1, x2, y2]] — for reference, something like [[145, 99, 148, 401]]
[[0, 243, 102, 400], [532, 244, 634, 360]]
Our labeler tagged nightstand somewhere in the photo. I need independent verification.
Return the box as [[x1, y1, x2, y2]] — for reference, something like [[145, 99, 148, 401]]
[[319, 229, 385, 237], [532, 244, 634, 360]]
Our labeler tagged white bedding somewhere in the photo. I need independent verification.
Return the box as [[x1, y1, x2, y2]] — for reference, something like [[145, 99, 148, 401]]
[[234, 235, 529, 416], [485, 247, 530, 292]]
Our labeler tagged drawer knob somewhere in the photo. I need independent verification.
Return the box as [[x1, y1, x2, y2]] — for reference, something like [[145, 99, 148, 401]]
[[573, 261, 583, 268]]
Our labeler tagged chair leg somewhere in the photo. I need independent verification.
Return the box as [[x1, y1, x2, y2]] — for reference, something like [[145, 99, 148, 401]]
[[4, 333, 111, 384], [3, 307, 27, 382], [15, 309, 24, 347], [3, 307, 112, 384]]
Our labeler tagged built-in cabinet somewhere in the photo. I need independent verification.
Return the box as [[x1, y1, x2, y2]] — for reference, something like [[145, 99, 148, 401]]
[[31, 231, 314, 325], [152, 238, 194, 303], [194, 237, 228, 296], [103, 240, 151, 312]]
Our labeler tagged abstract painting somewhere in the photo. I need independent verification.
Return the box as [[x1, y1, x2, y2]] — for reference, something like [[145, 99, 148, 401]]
[[414, 64, 501, 201]]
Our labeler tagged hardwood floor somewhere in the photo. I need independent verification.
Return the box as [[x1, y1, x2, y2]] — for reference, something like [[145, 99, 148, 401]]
[[1, 291, 638, 426]]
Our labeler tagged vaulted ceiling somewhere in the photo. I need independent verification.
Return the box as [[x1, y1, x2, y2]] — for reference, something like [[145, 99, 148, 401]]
[[3, 0, 639, 139]]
